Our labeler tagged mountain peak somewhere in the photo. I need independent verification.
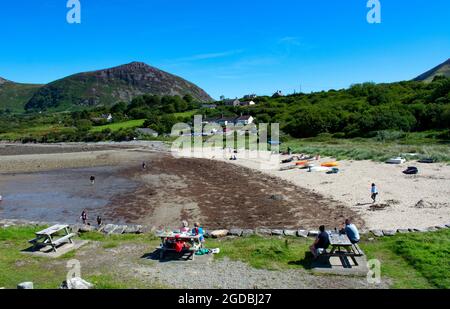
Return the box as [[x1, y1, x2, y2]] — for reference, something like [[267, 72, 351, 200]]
[[0, 77, 10, 85], [115, 61, 152, 70], [414, 58, 450, 82], [24, 62, 213, 111]]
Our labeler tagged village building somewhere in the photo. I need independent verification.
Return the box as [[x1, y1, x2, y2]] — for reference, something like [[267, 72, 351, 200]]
[[135, 128, 159, 137], [235, 115, 254, 126], [243, 94, 257, 99], [272, 90, 284, 98], [223, 99, 241, 106], [240, 100, 256, 107], [201, 104, 217, 109]]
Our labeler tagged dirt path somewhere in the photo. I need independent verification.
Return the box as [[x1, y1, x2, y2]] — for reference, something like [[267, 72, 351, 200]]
[[75, 241, 389, 289]]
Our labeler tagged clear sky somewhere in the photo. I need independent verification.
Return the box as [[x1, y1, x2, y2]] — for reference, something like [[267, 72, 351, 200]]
[[0, 0, 449, 99]]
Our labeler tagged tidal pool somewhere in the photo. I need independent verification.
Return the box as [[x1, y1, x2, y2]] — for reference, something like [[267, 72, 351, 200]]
[[0, 166, 139, 224]]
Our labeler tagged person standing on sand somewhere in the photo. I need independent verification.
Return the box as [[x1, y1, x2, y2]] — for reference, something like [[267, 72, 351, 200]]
[[81, 210, 88, 225], [97, 215, 103, 227], [90, 176, 95, 185], [142, 162, 147, 170], [371, 183, 378, 203]]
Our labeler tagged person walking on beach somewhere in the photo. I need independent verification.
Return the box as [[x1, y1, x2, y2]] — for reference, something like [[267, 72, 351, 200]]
[[142, 162, 147, 170], [81, 210, 88, 225], [371, 183, 378, 203], [97, 215, 103, 227], [90, 176, 96, 185]]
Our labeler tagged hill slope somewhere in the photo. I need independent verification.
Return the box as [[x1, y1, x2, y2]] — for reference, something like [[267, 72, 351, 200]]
[[25, 62, 213, 111], [414, 58, 450, 82], [0, 78, 43, 112]]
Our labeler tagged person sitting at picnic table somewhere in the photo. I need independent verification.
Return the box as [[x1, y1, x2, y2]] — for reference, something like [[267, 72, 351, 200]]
[[339, 218, 360, 244], [310, 225, 330, 259], [192, 222, 205, 243], [180, 220, 190, 234], [173, 234, 190, 253]]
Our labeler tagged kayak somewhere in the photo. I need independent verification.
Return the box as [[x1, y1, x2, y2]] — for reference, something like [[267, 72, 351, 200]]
[[309, 166, 330, 172], [321, 162, 338, 167], [386, 157, 406, 164], [295, 160, 308, 166]]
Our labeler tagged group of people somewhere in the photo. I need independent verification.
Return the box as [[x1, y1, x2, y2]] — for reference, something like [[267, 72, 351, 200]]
[[80, 209, 103, 227], [309, 218, 360, 259], [164, 220, 205, 253]]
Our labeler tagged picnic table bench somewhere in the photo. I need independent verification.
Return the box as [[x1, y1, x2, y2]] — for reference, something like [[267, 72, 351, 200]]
[[156, 232, 202, 261], [322, 233, 364, 265], [29, 224, 76, 252]]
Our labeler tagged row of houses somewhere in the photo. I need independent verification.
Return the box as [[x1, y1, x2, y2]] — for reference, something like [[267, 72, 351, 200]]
[[202, 115, 255, 126], [202, 99, 256, 109]]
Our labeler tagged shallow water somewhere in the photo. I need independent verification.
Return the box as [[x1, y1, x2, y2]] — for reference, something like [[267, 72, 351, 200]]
[[0, 166, 139, 224]]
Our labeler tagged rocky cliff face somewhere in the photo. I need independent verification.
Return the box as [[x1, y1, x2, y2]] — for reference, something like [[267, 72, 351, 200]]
[[25, 62, 213, 111], [0, 77, 9, 85], [414, 58, 450, 82]]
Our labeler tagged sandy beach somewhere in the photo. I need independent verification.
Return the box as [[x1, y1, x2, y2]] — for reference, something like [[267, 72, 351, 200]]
[[194, 148, 450, 230]]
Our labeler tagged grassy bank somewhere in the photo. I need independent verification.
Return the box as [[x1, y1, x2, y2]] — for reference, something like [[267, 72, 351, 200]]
[[205, 229, 450, 289], [1, 226, 448, 289], [282, 131, 450, 163], [90, 119, 146, 133]]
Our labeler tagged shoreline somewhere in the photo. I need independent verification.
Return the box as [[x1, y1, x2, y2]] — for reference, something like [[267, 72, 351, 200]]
[[1, 142, 449, 231]]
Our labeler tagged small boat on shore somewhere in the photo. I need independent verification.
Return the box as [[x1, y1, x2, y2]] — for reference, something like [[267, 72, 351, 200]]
[[386, 157, 406, 164], [321, 162, 338, 167]]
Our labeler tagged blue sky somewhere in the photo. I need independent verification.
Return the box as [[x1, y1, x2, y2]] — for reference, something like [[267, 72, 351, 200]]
[[0, 0, 449, 99]]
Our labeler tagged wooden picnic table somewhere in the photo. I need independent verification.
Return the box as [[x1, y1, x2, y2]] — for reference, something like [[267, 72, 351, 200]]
[[156, 232, 202, 260], [326, 233, 364, 265], [29, 224, 76, 252]]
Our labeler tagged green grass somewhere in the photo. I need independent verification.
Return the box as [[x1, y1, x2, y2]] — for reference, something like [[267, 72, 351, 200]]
[[90, 119, 146, 133], [0, 227, 160, 289], [171, 110, 199, 118], [209, 231, 450, 289], [0, 225, 65, 289], [207, 236, 310, 270], [1, 226, 448, 289], [0, 124, 67, 140], [282, 131, 450, 163], [362, 229, 450, 289]]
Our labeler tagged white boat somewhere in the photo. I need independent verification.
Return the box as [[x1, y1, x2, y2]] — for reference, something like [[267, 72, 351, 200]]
[[386, 157, 406, 164], [309, 166, 330, 172]]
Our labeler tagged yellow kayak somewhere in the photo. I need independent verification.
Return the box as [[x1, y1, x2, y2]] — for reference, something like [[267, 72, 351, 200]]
[[321, 162, 339, 167]]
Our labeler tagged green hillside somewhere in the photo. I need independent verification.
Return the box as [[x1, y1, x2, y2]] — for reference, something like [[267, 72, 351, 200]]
[[0, 80, 42, 112], [25, 62, 213, 112]]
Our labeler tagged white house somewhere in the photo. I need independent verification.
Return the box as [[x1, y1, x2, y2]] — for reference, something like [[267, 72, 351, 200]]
[[235, 115, 254, 125], [101, 113, 113, 122], [240, 100, 256, 107]]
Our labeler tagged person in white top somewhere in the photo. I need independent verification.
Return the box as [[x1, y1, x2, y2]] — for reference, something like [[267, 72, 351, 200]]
[[180, 220, 190, 233]]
